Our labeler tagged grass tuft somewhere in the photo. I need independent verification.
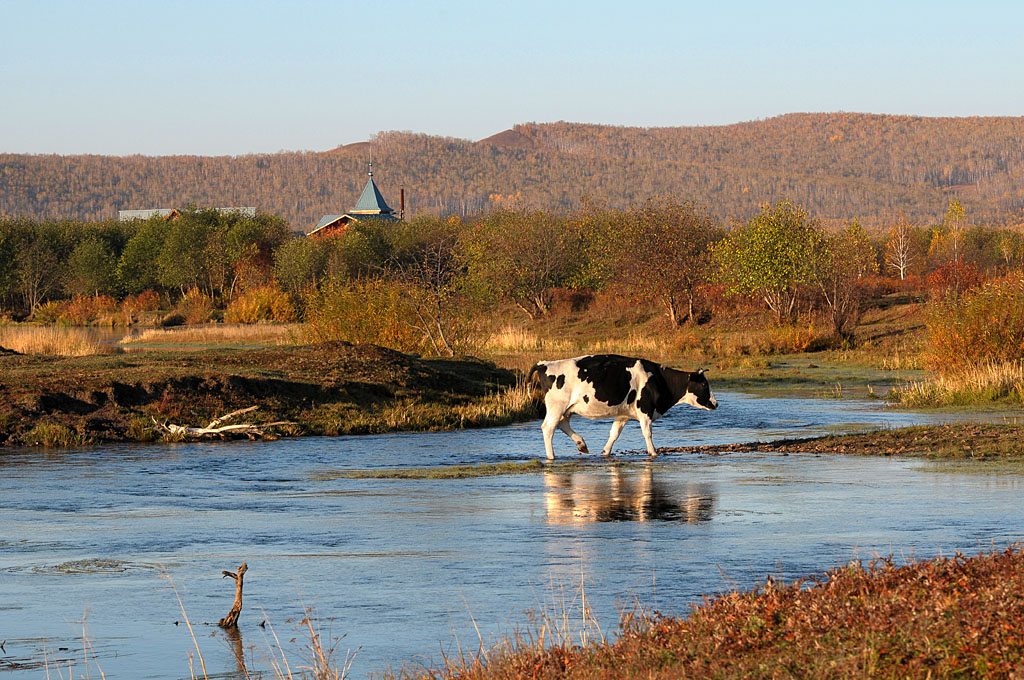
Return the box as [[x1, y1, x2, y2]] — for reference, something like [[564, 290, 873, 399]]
[[21, 422, 88, 447]]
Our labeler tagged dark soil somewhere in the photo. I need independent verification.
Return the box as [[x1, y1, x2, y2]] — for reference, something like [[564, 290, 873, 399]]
[[648, 422, 1024, 459], [0, 341, 516, 446]]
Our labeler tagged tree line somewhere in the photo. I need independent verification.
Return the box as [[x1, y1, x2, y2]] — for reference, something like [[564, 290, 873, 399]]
[[3, 113, 1024, 229], [4, 199, 1024, 355]]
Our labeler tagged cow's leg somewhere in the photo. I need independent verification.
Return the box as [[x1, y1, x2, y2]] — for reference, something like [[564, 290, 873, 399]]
[[541, 409, 562, 460], [601, 417, 630, 457], [557, 414, 589, 454], [639, 414, 658, 457]]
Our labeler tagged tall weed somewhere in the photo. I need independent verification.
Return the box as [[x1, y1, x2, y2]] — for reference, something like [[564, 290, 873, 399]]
[[925, 273, 1024, 371], [304, 278, 427, 353], [225, 283, 296, 323]]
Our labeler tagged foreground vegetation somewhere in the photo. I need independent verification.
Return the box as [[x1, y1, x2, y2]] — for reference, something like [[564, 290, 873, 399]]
[[390, 547, 1024, 680]]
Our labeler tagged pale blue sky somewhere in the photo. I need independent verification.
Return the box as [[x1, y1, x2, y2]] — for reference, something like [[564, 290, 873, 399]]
[[2, 0, 1022, 156]]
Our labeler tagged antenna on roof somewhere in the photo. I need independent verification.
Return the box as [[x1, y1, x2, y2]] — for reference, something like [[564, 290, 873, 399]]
[[368, 161, 373, 177]]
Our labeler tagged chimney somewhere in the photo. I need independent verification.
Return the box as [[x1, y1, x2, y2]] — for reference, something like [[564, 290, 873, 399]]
[[400, 186, 405, 220]]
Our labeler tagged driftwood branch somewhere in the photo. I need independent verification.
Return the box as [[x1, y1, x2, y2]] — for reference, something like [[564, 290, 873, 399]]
[[218, 562, 247, 628], [151, 406, 295, 440]]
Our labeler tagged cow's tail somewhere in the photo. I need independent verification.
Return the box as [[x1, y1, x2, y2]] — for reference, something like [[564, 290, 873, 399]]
[[526, 363, 548, 420]]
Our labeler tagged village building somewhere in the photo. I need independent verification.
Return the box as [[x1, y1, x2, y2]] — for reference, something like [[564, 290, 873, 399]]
[[307, 164, 400, 238]]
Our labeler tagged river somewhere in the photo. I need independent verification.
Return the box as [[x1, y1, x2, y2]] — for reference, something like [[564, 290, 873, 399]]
[[1, 392, 1022, 678]]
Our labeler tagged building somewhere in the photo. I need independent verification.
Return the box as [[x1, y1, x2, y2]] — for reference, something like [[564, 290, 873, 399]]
[[307, 164, 400, 238]]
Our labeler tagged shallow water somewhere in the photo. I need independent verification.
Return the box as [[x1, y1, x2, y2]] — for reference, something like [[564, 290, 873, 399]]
[[1, 392, 1022, 678]]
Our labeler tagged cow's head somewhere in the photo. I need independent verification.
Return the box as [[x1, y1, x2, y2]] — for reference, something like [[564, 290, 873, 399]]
[[680, 369, 718, 411]]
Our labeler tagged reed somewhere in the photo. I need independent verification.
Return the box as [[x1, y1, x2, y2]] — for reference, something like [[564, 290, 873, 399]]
[[889, 360, 1024, 407], [120, 323, 301, 347], [0, 324, 121, 356], [482, 325, 575, 353]]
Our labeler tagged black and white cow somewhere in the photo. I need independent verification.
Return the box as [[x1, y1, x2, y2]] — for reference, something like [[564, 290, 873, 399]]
[[528, 354, 717, 459]]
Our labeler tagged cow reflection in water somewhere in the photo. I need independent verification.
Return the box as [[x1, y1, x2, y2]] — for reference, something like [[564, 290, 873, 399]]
[[544, 465, 715, 524]]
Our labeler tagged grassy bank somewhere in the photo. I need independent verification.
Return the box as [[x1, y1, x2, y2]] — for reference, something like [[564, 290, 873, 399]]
[[391, 547, 1024, 680], [0, 341, 531, 446]]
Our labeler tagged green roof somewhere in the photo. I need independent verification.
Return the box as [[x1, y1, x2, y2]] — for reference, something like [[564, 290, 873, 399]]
[[351, 177, 394, 214]]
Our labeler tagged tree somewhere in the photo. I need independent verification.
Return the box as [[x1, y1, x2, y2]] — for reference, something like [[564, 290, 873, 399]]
[[66, 236, 117, 297], [462, 209, 580, 319], [387, 217, 467, 356], [608, 198, 723, 325], [884, 218, 915, 280], [811, 221, 878, 339], [118, 217, 169, 295], [273, 236, 331, 300], [945, 199, 967, 296], [715, 200, 824, 323], [15, 237, 60, 312]]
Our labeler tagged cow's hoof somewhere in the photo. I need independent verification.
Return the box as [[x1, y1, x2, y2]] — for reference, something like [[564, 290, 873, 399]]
[[576, 443, 589, 454], [601, 451, 612, 458]]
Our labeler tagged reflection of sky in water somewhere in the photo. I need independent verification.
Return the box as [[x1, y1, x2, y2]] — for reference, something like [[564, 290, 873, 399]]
[[0, 394, 1022, 679]]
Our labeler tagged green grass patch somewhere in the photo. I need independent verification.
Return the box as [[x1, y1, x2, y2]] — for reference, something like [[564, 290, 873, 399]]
[[913, 458, 1024, 476], [20, 422, 88, 447]]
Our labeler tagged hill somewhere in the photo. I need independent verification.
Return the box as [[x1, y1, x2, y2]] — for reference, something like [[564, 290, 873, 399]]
[[2, 113, 1024, 228]]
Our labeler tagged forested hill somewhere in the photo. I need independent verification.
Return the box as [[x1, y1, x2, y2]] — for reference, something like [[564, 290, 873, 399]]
[[3, 113, 1024, 229]]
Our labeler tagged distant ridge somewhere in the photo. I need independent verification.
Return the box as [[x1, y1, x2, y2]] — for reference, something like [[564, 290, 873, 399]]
[[327, 141, 372, 155], [3, 113, 1024, 227], [477, 128, 536, 150]]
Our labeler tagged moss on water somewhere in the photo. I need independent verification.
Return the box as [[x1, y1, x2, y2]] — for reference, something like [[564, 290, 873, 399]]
[[312, 459, 624, 480]]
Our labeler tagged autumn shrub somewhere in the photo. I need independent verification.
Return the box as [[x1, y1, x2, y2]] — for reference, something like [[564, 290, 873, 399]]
[[856, 274, 901, 300], [925, 261, 981, 299], [224, 283, 296, 323], [121, 290, 162, 324], [60, 294, 120, 325], [924, 273, 1024, 371], [303, 278, 427, 353], [30, 300, 64, 324], [174, 287, 215, 324]]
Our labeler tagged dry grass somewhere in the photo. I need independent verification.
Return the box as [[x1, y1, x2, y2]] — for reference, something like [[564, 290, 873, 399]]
[[0, 324, 122, 356], [120, 323, 302, 348], [483, 325, 575, 354], [890, 360, 1024, 407]]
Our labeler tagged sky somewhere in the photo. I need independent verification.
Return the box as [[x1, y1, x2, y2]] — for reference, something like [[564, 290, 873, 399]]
[[2, 0, 1023, 156]]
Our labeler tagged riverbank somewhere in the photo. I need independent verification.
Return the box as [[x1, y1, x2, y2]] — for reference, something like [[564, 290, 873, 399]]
[[649, 422, 1024, 460], [0, 341, 528, 446], [392, 547, 1024, 680]]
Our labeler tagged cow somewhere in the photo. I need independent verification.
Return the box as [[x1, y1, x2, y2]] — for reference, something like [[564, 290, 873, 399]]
[[528, 354, 717, 460]]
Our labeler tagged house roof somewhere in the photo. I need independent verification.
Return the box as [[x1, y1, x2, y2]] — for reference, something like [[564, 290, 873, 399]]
[[307, 211, 398, 237], [351, 176, 394, 214], [314, 214, 345, 231]]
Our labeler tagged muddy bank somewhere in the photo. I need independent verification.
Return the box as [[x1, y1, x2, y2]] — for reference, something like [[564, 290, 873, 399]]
[[0, 341, 520, 446], [651, 422, 1024, 459]]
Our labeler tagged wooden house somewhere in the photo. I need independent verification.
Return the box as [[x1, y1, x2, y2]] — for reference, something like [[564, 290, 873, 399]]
[[308, 165, 399, 238]]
